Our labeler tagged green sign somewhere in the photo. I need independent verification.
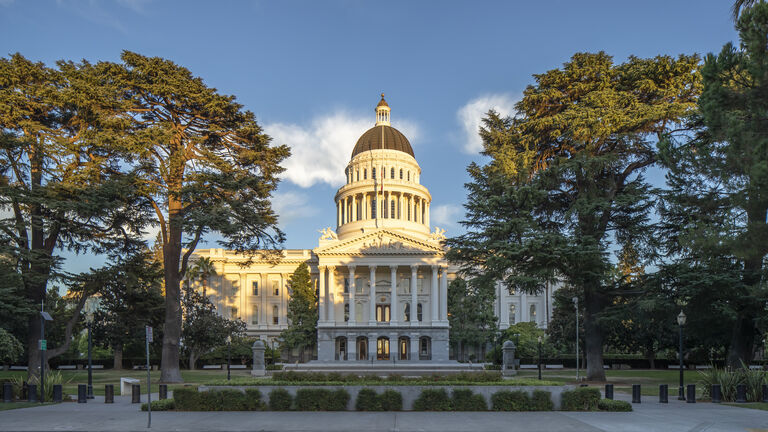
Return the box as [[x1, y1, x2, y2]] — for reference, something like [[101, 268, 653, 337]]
[[40, 339, 47, 350]]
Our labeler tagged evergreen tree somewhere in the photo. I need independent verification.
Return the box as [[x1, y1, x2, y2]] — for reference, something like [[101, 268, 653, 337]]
[[447, 52, 700, 380], [280, 262, 317, 360], [447, 277, 497, 362], [100, 51, 290, 382], [658, 4, 768, 366]]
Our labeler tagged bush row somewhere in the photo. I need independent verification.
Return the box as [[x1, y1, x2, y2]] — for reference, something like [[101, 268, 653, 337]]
[[271, 371, 503, 383], [172, 386, 627, 412]]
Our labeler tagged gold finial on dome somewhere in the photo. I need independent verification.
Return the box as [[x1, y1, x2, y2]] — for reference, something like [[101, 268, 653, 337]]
[[375, 93, 390, 126]]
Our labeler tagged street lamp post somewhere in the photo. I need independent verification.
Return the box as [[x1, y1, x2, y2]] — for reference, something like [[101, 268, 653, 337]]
[[573, 296, 579, 382], [226, 335, 232, 381], [677, 310, 686, 401], [537, 336, 542, 380], [84, 299, 97, 399], [39, 305, 53, 404]]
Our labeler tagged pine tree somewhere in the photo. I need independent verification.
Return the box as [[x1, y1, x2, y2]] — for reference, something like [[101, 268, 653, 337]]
[[448, 52, 701, 381], [447, 278, 497, 362], [658, 4, 768, 366], [280, 262, 317, 360]]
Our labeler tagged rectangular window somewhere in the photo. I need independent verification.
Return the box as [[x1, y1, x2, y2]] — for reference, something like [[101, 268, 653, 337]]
[[401, 278, 410, 294], [355, 277, 363, 293], [251, 304, 258, 325], [376, 304, 390, 322], [272, 304, 279, 325], [252, 281, 259, 296], [509, 304, 516, 325], [344, 278, 349, 294], [530, 304, 537, 324], [355, 303, 363, 322], [417, 278, 424, 294], [272, 281, 279, 296], [344, 303, 349, 322], [417, 303, 423, 322], [230, 306, 238, 319]]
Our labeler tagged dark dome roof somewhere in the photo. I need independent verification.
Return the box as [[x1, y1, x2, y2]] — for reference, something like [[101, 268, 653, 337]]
[[351, 125, 414, 158]]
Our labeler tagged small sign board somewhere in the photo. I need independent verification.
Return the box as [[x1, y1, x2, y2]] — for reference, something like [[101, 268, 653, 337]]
[[39, 339, 47, 350], [146, 326, 153, 343]]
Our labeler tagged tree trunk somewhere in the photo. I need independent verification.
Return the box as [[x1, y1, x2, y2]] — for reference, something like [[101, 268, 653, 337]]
[[645, 349, 656, 370], [727, 314, 756, 368], [189, 351, 198, 370], [113, 344, 123, 370], [583, 287, 606, 382], [160, 180, 184, 383]]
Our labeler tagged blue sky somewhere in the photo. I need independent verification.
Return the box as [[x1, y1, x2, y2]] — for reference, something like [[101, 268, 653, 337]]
[[0, 0, 737, 275]]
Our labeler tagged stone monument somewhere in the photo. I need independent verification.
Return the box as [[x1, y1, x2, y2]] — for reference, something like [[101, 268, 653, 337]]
[[251, 340, 266, 377], [502, 340, 517, 377]]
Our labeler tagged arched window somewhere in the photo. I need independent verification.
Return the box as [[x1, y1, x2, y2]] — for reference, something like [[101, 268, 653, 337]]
[[377, 336, 390, 360], [419, 336, 431, 360], [509, 304, 517, 325], [356, 170, 359, 181], [530, 304, 537, 324], [404, 303, 411, 322], [251, 304, 258, 325], [417, 303, 423, 321], [407, 171, 410, 181], [390, 167, 395, 178], [398, 336, 410, 360], [372, 167, 376, 179], [364, 169, 367, 180], [399, 169, 403, 179], [336, 337, 347, 361], [272, 305, 279, 325]]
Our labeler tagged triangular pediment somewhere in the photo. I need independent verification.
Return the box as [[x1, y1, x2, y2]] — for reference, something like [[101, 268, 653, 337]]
[[314, 229, 444, 256]]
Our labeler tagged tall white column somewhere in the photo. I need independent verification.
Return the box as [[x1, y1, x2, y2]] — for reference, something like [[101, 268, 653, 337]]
[[337, 201, 341, 227], [431, 265, 439, 325], [426, 202, 430, 227], [352, 195, 357, 221], [390, 265, 398, 325], [348, 265, 356, 326], [521, 292, 528, 322], [318, 266, 326, 324], [327, 266, 335, 323], [410, 265, 418, 326], [440, 266, 448, 322], [368, 266, 377, 325]]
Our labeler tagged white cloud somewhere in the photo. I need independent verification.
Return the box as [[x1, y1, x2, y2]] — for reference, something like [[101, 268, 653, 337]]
[[271, 190, 318, 224], [430, 203, 463, 230], [267, 112, 419, 188], [457, 94, 519, 154]]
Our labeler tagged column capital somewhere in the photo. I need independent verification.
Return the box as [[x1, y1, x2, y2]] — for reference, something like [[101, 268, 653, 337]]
[[348, 264, 356, 272], [369, 265, 377, 271], [319, 265, 327, 271], [389, 264, 398, 271], [431, 264, 438, 271], [410, 264, 419, 271], [327, 265, 336, 271]]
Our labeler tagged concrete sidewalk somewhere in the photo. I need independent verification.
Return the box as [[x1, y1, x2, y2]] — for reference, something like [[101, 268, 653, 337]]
[[1, 395, 766, 431]]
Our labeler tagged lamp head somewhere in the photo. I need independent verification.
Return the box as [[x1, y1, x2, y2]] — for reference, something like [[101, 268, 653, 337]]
[[677, 310, 686, 326], [537, 336, 542, 343], [572, 296, 578, 305], [226, 335, 232, 344]]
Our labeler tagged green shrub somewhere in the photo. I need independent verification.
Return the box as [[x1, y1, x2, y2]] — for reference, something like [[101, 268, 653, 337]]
[[218, 389, 249, 411], [356, 388, 382, 411], [698, 363, 767, 402], [561, 387, 600, 411], [294, 388, 350, 411], [141, 399, 176, 411], [451, 389, 487, 411], [379, 390, 403, 411], [412, 388, 452, 411], [490, 390, 530, 411], [244, 388, 264, 410], [598, 399, 632, 412], [530, 390, 554, 411], [266, 364, 283, 371], [173, 387, 203, 411], [269, 388, 293, 411]]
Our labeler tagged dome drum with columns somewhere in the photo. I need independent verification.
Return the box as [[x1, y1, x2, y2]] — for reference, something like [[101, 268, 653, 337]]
[[190, 95, 558, 366]]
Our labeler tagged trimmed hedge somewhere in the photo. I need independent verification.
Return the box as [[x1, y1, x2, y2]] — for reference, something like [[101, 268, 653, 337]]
[[530, 390, 554, 411], [451, 389, 487, 411], [379, 390, 403, 411], [598, 398, 632, 412], [269, 388, 293, 411], [173, 388, 203, 411], [172, 388, 262, 411], [491, 390, 530, 411], [355, 388, 382, 411], [412, 388, 452, 411], [141, 399, 175, 411], [294, 388, 350, 411], [561, 387, 600, 411]]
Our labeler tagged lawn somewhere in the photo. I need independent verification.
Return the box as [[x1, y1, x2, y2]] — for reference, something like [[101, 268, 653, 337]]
[[0, 369, 253, 397], [0, 401, 58, 411], [516, 369, 704, 396], [725, 402, 768, 411]]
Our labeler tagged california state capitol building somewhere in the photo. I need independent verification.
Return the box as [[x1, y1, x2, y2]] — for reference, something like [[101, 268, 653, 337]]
[[193, 95, 559, 364]]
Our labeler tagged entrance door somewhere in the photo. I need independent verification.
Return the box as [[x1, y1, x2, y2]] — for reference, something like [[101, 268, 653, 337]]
[[399, 337, 409, 360], [376, 337, 390, 360]]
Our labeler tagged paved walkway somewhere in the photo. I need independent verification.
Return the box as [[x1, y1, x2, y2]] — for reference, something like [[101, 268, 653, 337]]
[[1, 393, 766, 431]]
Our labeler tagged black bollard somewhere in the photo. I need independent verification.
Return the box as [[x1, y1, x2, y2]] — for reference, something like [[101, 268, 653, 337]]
[[27, 384, 37, 402], [3, 382, 12, 403], [131, 384, 140, 403], [159, 384, 167, 400], [104, 384, 114, 404], [711, 384, 722, 403], [632, 384, 641, 403], [659, 384, 668, 403], [762, 384, 768, 403], [21, 382, 27, 400], [686, 384, 696, 403], [736, 384, 747, 403], [604, 384, 614, 400], [77, 384, 87, 403], [52, 384, 62, 402]]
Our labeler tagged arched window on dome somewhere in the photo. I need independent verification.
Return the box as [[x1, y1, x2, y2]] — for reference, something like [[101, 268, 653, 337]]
[[391, 200, 395, 219], [407, 171, 410, 181], [364, 169, 367, 180], [390, 167, 395, 179], [356, 170, 359, 181], [372, 167, 376, 180], [399, 169, 403, 180]]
